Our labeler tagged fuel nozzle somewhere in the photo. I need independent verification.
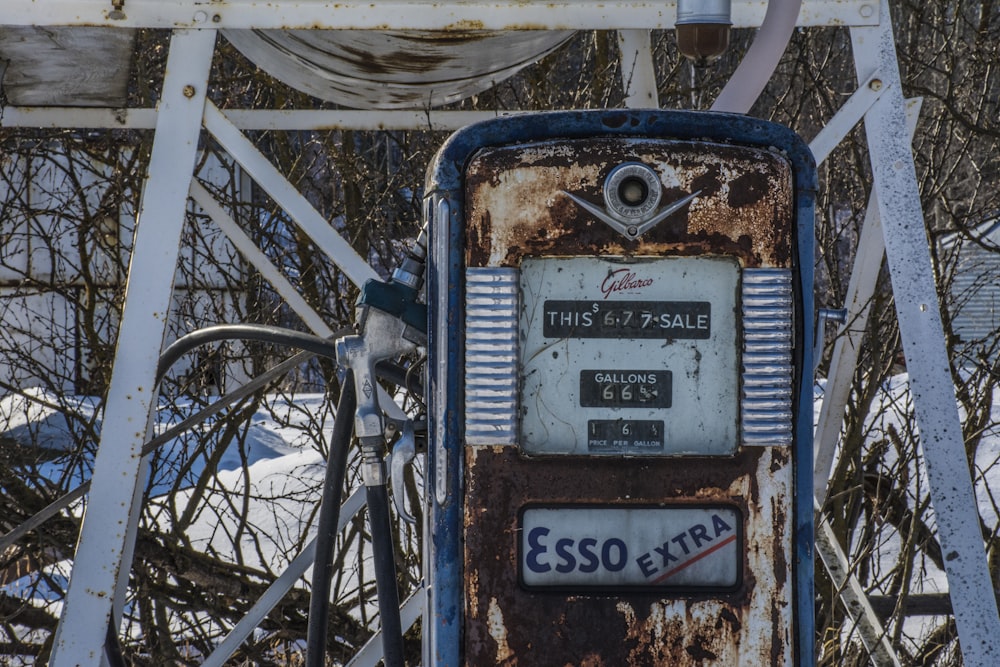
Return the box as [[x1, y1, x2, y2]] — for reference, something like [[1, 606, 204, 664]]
[[355, 225, 428, 345], [337, 228, 429, 488]]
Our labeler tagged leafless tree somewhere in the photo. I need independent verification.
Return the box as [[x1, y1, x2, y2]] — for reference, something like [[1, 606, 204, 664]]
[[1, 6, 999, 664]]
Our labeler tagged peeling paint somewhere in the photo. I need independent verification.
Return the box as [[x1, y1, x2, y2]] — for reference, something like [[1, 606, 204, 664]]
[[463, 446, 793, 664], [487, 598, 515, 663]]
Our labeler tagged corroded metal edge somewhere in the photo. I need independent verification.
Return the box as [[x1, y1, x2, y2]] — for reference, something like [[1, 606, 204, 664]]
[[463, 137, 793, 269]]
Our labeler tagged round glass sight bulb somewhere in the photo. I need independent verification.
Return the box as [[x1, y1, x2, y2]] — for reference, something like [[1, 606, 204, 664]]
[[675, 0, 732, 66]]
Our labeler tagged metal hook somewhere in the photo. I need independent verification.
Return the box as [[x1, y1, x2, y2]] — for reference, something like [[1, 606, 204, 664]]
[[390, 420, 417, 524]]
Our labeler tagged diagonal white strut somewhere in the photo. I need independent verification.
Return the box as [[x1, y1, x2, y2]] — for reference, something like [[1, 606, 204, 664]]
[[813, 97, 922, 504], [849, 1, 1000, 662], [809, 98, 922, 667], [49, 29, 218, 667]]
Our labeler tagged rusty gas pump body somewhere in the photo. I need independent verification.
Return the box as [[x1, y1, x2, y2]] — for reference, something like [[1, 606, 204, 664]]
[[424, 110, 816, 666]]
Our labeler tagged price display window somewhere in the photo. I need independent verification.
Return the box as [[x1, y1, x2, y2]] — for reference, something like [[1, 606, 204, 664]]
[[519, 256, 739, 456]]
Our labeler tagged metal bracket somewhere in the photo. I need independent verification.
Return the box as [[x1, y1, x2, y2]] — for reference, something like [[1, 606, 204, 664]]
[[814, 308, 847, 372]]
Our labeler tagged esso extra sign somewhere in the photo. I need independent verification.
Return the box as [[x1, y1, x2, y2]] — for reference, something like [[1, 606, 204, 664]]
[[519, 506, 741, 591]]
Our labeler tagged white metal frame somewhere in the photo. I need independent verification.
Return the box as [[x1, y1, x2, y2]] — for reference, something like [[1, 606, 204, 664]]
[[810, 97, 920, 667], [848, 4, 1000, 660], [0, 0, 995, 665], [47, 27, 219, 662], [2, 0, 878, 30]]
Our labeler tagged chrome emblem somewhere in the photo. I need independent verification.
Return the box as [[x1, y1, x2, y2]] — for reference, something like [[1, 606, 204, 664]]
[[563, 162, 700, 239]]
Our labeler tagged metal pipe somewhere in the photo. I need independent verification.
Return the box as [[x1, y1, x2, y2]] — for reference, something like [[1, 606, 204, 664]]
[[710, 0, 803, 114], [365, 483, 406, 667], [306, 370, 358, 667]]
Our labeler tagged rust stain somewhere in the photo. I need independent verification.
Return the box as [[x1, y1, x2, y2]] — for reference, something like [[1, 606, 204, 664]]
[[442, 20, 488, 31], [394, 31, 491, 44], [465, 138, 793, 270], [463, 446, 792, 665], [332, 42, 453, 76]]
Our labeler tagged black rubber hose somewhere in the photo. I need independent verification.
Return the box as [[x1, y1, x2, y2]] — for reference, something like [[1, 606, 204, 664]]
[[105, 323, 344, 667], [305, 368, 357, 667], [157, 323, 340, 380], [158, 322, 422, 396], [366, 483, 406, 667], [102, 322, 418, 665], [374, 359, 423, 396]]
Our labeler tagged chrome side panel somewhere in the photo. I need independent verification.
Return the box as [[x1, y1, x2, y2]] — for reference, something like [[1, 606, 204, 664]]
[[742, 269, 794, 447], [464, 268, 519, 446]]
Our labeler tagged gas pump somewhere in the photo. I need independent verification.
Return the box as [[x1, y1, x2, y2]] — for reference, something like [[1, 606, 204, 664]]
[[424, 110, 816, 665]]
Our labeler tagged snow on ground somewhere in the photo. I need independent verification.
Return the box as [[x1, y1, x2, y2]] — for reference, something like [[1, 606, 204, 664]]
[[0, 387, 101, 456], [2, 373, 998, 657], [166, 442, 330, 576], [1, 391, 373, 619], [814, 372, 1000, 654], [147, 393, 361, 577]]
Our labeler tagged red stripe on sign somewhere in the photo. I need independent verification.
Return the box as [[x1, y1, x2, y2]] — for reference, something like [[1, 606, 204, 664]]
[[651, 534, 738, 585]]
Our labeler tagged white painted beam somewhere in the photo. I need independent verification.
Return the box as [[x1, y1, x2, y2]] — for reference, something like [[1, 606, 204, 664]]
[[347, 589, 425, 667], [198, 108, 406, 423], [813, 98, 921, 503], [808, 70, 886, 168], [851, 1, 1000, 662], [1, 0, 880, 30], [618, 30, 659, 109], [815, 514, 902, 666], [49, 29, 218, 667], [201, 101, 378, 288], [189, 180, 334, 338], [0, 107, 533, 130]]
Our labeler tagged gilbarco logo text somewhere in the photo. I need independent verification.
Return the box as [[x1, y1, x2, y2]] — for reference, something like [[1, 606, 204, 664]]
[[600, 268, 654, 300]]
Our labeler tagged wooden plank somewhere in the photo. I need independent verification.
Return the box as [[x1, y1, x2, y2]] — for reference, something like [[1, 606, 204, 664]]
[[0, 26, 134, 107]]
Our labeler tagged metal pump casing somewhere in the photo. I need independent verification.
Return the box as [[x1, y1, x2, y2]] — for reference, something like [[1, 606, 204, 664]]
[[423, 110, 816, 666]]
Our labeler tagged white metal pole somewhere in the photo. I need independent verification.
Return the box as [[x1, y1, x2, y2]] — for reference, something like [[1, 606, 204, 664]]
[[196, 114, 405, 422], [810, 101, 920, 667], [617, 30, 659, 108], [201, 101, 378, 288], [188, 181, 335, 337], [49, 29, 217, 667], [851, 2, 1000, 661], [813, 98, 922, 504], [807, 70, 885, 167], [815, 513, 902, 666], [0, 0, 880, 31]]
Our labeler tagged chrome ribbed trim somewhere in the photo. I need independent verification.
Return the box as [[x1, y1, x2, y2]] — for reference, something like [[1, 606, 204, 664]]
[[465, 268, 519, 445], [742, 269, 794, 446]]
